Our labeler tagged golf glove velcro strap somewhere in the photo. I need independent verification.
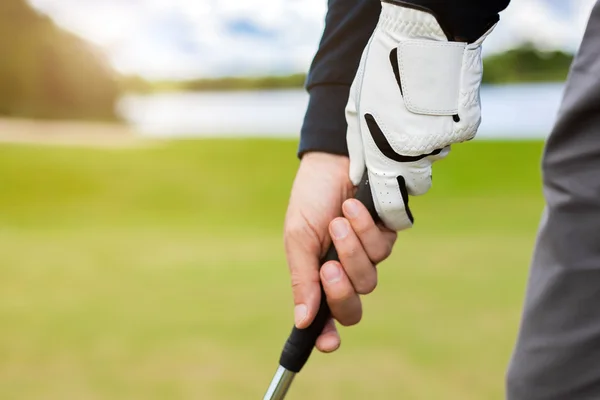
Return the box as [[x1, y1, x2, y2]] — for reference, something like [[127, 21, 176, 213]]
[[398, 40, 464, 116], [345, 2, 495, 231]]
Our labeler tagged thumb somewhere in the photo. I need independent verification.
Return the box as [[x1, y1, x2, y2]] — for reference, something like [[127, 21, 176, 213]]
[[284, 221, 323, 329]]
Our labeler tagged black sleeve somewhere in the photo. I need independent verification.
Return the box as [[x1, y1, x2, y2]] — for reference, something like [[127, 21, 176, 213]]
[[297, 0, 511, 159], [298, 0, 382, 158], [399, 1, 511, 42]]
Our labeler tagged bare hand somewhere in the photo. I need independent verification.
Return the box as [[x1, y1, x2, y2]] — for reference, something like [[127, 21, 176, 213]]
[[284, 152, 397, 353]]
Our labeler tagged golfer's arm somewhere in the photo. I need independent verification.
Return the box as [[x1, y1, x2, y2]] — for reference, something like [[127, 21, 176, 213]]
[[298, 0, 381, 158], [298, 0, 510, 159]]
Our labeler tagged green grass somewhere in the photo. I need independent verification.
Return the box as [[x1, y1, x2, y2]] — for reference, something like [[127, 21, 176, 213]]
[[0, 138, 546, 399]]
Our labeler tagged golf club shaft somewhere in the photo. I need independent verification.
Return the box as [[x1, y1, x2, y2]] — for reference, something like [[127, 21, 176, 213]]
[[264, 171, 379, 399], [263, 366, 295, 400]]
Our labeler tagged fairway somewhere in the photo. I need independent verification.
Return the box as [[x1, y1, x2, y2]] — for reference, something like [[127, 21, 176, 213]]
[[0, 138, 545, 399]]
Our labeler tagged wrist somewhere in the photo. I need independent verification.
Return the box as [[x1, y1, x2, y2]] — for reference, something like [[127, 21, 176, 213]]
[[381, 0, 502, 44], [379, 1, 450, 41], [301, 151, 349, 165]]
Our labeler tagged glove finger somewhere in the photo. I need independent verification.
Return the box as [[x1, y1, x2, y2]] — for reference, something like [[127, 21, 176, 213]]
[[400, 160, 433, 197], [427, 145, 451, 162], [368, 152, 443, 231], [368, 169, 414, 232], [399, 146, 449, 196]]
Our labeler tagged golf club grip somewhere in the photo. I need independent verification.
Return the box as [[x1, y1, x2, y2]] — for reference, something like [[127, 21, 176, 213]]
[[279, 171, 379, 373]]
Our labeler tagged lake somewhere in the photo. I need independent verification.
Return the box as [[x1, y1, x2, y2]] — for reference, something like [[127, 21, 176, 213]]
[[117, 83, 565, 140]]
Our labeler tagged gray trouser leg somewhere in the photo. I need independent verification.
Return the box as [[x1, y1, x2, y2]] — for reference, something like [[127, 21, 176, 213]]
[[506, 2, 600, 399]]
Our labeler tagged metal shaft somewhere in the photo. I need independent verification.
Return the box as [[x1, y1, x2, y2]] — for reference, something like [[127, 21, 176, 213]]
[[263, 366, 296, 400]]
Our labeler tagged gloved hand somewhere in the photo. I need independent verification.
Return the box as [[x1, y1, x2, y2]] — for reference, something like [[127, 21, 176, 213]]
[[346, 1, 496, 231]]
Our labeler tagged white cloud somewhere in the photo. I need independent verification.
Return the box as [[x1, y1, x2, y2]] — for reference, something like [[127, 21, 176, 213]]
[[28, 0, 595, 79], [29, 0, 327, 79], [483, 0, 596, 55]]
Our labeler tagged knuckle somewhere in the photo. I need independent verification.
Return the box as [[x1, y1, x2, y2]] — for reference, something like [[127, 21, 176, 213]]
[[353, 219, 375, 237], [289, 271, 307, 299], [290, 269, 318, 296], [290, 269, 304, 289], [379, 205, 413, 232], [371, 242, 393, 264], [284, 218, 321, 254], [355, 276, 378, 295], [409, 182, 432, 196], [327, 284, 355, 303], [338, 311, 362, 327], [337, 241, 360, 259], [284, 219, 308, 242], [404, 170, 433, 197]]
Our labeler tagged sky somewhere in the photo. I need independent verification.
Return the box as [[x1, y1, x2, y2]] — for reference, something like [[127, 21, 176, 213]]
[[28, 0, 597, 80]]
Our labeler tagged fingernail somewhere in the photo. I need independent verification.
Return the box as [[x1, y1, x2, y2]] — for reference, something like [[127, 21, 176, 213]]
[[331, 219, 348, 240], [323, 263, 342, 283], [344, 200, 359, 219], [294, 304, 307, 326]]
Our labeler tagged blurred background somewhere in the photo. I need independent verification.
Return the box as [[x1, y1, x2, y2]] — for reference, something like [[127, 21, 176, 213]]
[[0, 0, 594, 399]]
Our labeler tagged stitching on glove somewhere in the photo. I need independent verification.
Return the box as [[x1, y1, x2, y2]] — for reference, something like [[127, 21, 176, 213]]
[[465, 48, 482, 71], [402, 40, 465, 50], [369, 108, 456, 156], [380, 0, 453, 40], [460, 89, 479, 107], [378, 15, 445, 40], [364, 113, 443, 162], [450, 122, 479, 143]]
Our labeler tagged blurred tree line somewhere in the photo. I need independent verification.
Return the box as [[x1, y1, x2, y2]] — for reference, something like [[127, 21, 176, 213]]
[[0, 0, 120, 121], [482, 43, 573, 84], [121, 74, 308, 94], [124, 44, 574, 93]]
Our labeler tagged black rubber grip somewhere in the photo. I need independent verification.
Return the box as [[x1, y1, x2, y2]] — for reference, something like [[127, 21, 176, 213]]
[[279, 171, 380, 373]]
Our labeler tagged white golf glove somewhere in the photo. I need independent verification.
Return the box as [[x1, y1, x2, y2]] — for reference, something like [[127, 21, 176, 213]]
[[346, 2, 496, 231]]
